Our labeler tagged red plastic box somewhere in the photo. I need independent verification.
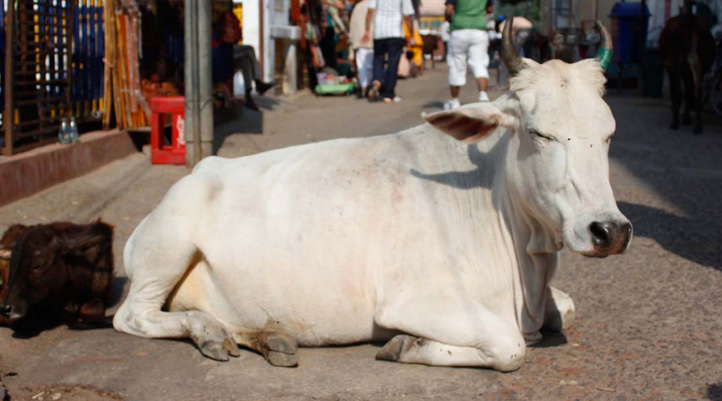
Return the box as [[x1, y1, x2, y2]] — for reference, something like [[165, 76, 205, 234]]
[[150, 97, 186, 165]]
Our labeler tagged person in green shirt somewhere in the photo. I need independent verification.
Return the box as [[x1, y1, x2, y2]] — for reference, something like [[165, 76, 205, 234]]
[[444, 0, 494, 110]]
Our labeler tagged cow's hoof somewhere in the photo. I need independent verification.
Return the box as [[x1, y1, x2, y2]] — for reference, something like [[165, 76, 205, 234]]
[[670, 121, 680, 130], [263, 332, 298, 354], [259, 331, 298, 367], [199, 337, 241, 361], [682, 114, 692, 125], [267, 351, 299, 367], [376, 334, 417, 362], [693, 126, 703, 135]]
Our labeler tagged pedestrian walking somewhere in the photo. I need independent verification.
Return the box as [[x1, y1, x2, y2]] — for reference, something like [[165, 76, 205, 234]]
[[362, 0, 416, 103], [444, 0, 493, 110], [350, 0, 374, 96]]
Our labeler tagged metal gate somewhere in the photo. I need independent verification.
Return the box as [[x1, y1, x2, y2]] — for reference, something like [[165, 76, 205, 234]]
[[1, 0, 105, 156]]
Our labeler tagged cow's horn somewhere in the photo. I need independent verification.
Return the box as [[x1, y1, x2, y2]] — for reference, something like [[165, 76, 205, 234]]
[[595, 21, 613, 71], [501, 16, 525, 77]]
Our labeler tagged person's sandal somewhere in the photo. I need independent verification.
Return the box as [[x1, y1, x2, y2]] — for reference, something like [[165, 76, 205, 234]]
[[368, 80, 381, 101]]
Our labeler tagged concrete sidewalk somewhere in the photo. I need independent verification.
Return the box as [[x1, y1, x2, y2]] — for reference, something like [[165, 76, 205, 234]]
[[0, 66, 721, 401]]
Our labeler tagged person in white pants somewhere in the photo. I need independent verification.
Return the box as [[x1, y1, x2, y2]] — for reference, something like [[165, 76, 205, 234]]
[[444, 0, 493, 110], [349, 0, 375, 96]]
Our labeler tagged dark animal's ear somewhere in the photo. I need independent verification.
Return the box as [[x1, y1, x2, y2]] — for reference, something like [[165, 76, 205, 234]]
[[0, 224, 29, 249], [423, 103, 518, 143], [55, 223, 113, 254]]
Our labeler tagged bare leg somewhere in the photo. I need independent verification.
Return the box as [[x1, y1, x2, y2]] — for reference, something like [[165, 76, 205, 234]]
[[476, 77, 488, 92]]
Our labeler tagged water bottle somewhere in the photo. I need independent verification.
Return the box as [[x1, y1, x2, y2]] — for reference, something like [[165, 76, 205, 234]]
[[68, 117, 78, 144], [58, 118, 69, 144]]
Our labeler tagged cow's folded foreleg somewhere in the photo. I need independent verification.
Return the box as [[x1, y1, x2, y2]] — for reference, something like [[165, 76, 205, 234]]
[[543, 286, 575, 332], [373, 294, 525, 371]]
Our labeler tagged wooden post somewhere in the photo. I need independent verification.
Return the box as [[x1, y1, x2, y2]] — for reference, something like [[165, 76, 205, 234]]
[[3, 0, 14, 155], [259, 0, 264, 76], [103, 0, 113, 129]]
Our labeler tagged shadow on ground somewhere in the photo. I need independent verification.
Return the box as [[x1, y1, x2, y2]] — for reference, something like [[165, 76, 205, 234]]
[[212, 96, 280, 154], [422, 100, 445, 110], [709, 383, 722, 401], [531, 330, 568, 348], [607, 94, 722, 271], [618, 202, 721, 270]]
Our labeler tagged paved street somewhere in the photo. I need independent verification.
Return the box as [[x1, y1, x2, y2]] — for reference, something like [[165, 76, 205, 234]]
[[0, 65, 721, 401]]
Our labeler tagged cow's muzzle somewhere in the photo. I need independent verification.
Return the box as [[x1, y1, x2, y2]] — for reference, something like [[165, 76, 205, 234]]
[[586, 220, 632, 257]]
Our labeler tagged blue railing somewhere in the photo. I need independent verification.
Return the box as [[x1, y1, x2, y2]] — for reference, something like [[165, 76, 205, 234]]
[[71, 0, 105, 120], [1, 0, 5, 122]]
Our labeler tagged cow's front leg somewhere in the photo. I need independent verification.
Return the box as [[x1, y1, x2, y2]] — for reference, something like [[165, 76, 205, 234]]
[[543, 286, 575, 332], [374, 294, 525, 372]]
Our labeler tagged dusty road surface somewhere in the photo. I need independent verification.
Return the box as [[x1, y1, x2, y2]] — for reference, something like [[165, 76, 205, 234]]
[[0, 66, 721, 401]]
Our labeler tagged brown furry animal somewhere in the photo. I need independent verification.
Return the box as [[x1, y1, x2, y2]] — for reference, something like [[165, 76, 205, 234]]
[[0, 220, 114, 326]]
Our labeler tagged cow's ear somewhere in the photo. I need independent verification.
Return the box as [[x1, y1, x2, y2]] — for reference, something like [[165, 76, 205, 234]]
[[423, 103, 517, 143]]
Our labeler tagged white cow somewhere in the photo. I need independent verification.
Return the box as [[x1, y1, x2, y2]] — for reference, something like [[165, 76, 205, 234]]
[[113, 19, 631, 371]]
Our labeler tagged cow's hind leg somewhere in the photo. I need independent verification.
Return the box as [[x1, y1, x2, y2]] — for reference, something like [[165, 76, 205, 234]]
[[233, 330, 299, 367], [114, 252, 242, 360], [113, 174, 241, 361], [374, 294, 525, 372]]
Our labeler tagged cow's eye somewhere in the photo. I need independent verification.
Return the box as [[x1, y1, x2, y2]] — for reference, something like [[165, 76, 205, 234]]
[[529, 129, 554, 142]]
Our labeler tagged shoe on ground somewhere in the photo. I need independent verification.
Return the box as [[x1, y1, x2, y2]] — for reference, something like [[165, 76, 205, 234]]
[[479, 91, 490, 102], [444, 98, 461, 110], [368, 81, 381, 101], [383, 96, 402, 103], [255, 80, 275, 95]]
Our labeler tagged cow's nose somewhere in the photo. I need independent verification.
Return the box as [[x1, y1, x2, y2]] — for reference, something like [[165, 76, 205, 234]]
[[589, 221, 632, 256], [0, 304, 12, 318]]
